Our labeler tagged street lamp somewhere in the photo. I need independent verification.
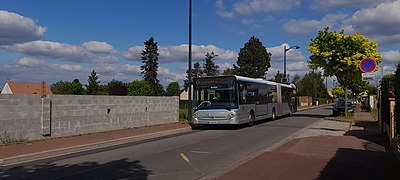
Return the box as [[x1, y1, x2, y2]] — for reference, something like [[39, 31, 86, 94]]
[[283, 45, 300, 83], [188, 0, 193, 123]]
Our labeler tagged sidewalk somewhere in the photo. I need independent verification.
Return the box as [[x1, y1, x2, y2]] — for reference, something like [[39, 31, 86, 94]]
[[218, 111, 400, 180]]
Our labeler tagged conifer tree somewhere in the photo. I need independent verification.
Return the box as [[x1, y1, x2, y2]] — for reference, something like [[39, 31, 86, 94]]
[[234, 36, 271, 78], [86, 70, 100, 95], [141, 37, 160, 85], [203, 52, 219, 76]]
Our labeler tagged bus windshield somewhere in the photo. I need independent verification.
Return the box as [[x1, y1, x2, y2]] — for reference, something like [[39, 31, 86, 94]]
[[193, 77, 238, 110]]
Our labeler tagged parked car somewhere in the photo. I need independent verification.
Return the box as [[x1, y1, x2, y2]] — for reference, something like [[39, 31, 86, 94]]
[[332, 101, 354, 116]]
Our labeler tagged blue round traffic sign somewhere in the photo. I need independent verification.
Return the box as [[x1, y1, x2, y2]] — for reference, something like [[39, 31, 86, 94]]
[[360, 58, 376, 73]]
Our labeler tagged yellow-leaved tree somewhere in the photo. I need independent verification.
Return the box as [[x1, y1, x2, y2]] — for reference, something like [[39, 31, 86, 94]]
[[308, 27, 381, 115]]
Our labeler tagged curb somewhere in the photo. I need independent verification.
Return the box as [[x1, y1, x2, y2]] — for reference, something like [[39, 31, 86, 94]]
[[0, 127, 192, 167]]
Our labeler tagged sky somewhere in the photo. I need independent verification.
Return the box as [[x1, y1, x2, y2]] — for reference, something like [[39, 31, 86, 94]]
[[0, 0, 399, 89]]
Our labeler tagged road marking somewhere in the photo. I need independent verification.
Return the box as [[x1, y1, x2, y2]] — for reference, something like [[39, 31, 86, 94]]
[[180, 153, 191, 163], [190, 151, 214, 154]]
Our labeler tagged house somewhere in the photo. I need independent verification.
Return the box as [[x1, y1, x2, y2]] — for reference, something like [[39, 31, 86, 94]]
[[1, 81, 53, 96]]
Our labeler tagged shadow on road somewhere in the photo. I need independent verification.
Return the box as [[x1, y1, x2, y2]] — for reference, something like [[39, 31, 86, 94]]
[[292, 113, 330, 119], [191, 124, 244, 130], [0, 158, 151, 180]]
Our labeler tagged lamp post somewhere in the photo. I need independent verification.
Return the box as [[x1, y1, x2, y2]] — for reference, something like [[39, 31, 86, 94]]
[[188, 0, 192, 123], [283, 45, 300, 83]]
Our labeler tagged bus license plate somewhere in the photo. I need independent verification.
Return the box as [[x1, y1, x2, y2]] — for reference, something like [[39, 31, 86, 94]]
[[209, 121, 217, 124]]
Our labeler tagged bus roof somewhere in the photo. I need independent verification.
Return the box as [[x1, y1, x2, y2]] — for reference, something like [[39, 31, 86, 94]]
[[234, 75, 277, 86], [193, 75, 295, 89]]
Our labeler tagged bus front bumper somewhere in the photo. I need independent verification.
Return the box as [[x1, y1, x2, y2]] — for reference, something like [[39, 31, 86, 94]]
[[192, 117, 239, 125]]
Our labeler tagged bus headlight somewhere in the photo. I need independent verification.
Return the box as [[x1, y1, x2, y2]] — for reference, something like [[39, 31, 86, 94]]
[[193, 112, 198, 118]]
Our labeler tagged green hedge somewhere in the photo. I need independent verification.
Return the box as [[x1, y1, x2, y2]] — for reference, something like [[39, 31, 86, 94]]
[[381, 74, 395, 125]]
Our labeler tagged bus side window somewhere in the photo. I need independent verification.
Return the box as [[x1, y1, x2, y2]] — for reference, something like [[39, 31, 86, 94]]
[[239, 83, 247, 104]]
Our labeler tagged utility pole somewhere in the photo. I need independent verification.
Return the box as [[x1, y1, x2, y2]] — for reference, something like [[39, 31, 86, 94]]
[[187, 0, 192, 123]]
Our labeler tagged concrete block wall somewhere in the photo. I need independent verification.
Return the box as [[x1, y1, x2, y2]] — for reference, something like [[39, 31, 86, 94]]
[[0, 94, 179, 141], [49, 95, 179, 137], [0, 95, 44, 140]]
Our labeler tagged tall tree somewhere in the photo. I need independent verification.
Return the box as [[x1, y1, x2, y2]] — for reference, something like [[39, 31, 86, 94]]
[[166, 82, 181, 96], [141, 37, 160, 85], [108, 79, 128, 96], [203, 52, 219, 76], [270, 71, 284, 83], [234, 36, 271, 78], [332, 85, 345, 97], [86, 70, 100, 95], [307, 27, 381, 115], [152, 83, 165, 96], [222, 68, 235, 75], [127, 80, 152, 96], [51, 80, 84, 95], [71, 79, 84, 95], [297, 72, 327, 98], [193, 62, 204, 77]]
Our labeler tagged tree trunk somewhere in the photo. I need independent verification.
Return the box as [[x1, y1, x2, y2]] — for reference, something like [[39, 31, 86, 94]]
[[345, 87, 348, 117]]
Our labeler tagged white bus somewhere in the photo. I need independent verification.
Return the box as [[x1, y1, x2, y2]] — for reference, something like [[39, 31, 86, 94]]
[[191, 75, 296, 126]]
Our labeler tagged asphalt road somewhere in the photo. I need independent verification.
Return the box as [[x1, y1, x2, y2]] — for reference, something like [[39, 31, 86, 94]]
[[0, 106, 332, 180]]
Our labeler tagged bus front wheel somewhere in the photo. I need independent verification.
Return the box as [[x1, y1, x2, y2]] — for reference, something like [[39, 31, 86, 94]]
[[272, 109, 276, 121], [248, 112, 255, 127]]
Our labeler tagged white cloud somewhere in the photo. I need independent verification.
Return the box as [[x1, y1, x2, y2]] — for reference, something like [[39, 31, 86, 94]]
[[341, 1, 400, 44], [383, 65, 396, 75], [2, 40, 119, 63], [268, 43, 306, 62], [283, 14, 348, 34], [123, 44, 237, 62], [158, 67, 186, 84], [287, 61, 309, 71], [51, 64, 82, 71], [216, 0, 235, 18], [17, 57, 82, 71], [3, 40, 82, 58], [381, 50, 400, 62], [311, 0, 395, 9], [234, 0, 301, 15], [0, 10, 47, 45], [217, 62, 234, 71], [82, 41, 117, 54], [217, 11, 235, 18], [16, 57, 45, 67]]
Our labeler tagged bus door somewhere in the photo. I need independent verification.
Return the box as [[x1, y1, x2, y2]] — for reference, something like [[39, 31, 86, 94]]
[[256, 85, 268, 117], [276, 84, 283, 116]]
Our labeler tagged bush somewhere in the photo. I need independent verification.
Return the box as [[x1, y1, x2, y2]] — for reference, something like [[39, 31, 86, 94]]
[[381, 74, 395, 125], [179, 108, 188, 122]]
